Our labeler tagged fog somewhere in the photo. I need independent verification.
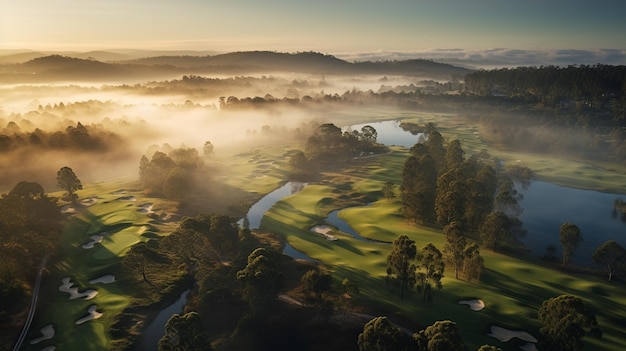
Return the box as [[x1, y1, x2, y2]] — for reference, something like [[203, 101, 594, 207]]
[[0, 71, 423, 192]]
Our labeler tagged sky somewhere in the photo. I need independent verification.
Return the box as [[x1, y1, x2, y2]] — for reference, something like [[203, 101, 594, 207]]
[[1, 0, 625, 64]]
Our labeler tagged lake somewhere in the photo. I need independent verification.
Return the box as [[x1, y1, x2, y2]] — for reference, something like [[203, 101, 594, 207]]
[[519, 181, 626, 265]]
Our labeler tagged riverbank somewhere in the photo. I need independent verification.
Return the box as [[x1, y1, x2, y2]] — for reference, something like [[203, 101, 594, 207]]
[[261, 147, 626, 351]]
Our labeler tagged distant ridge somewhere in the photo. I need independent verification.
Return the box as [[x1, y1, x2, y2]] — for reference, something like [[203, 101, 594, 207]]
[[0, 50, 473, 82]]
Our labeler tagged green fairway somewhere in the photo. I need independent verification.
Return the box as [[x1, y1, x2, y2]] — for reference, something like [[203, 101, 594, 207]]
[[262, 151, 626, 351], [24, 188, 176, 351]]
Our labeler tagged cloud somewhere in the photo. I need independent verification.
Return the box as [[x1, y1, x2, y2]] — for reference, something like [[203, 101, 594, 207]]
[[337, 48, 626, 68]]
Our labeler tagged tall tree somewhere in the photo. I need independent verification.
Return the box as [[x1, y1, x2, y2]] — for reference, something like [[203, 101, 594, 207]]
[[442, 222, 466, 279], [301, 269, 334, 314], [358, 316, 414, 351], [56, 166, 82, 202], [386, 235, 417, 299], [462, 243, 484, 281], [414, 320, 465, 351], [592, 240, 626, 281], [480, 211, 511, 252], [444, 139, 465, 171], [559, 223, 583, 265], [538, 295, 601, 351], [415, 243, 445, 303], [236, 248, 283, 318]]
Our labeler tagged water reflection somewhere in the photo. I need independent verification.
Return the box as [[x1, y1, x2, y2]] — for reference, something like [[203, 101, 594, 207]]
[[519, 181, 626, 265], [242, 182, 306, 230]]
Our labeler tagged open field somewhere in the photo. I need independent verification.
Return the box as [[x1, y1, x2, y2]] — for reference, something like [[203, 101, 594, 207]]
[[262, 144, 626, 351]]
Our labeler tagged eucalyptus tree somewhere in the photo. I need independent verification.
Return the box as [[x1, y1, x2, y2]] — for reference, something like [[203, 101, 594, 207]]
[[559, 223, 583, 265], [56, 166, 82, 202], [538, 295, 601, 351], [592, 240, 626, 281], [415, 243, 444, 303], [386, 235, 417, 299], [358, 316, 414, 351]]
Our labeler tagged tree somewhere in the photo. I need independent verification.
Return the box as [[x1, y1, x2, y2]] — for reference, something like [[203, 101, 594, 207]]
[[559, 223, 583, 265], [382, 181, 395, 201], [415, 243, 445, 303], [202, 141, 214, 159], [289, 150, 309, 173], [461, 243, 484, 281], [592, 240, 626, 281], [538, 295, 601, 351], [360, 125, 378, 143], [414, 320, 465, 351], [158, 312, 211, 351], [386, 235, 417, 299], [301, 269, 334, 313], [444, 139, 465, 171], [56, 166, 82, 202], [358, 316, 414, 351], [236, 248, 283, 318], [442, 222, 466, 279], [163, 167, 193, 200], [480, 211, 510, 252]]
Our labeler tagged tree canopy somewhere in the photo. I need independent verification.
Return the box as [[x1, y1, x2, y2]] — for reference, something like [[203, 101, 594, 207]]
[[56, 166, 82, 201], [386, 235, 417, 299], [538, 295, 601, 351]]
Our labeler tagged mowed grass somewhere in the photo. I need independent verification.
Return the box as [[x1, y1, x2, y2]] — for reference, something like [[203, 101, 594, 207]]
[[262, 150, 626, 351], [25, 187, 175, 351]]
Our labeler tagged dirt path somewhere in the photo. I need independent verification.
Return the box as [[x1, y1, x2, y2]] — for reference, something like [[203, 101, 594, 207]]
[[12, 255, 48, 351]]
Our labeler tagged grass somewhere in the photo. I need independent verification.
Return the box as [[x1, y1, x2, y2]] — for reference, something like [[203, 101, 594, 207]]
[[261, 149, 626, 351], [24, 187, 179, 351]]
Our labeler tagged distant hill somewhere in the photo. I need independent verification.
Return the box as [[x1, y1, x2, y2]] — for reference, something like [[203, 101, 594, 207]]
[[119, 50, 472, 77], [18, 55, 130, 80], [0, 50, 473, 83]]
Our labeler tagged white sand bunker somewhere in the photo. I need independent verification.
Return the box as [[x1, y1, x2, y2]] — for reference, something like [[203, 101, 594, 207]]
[[59, 277, 97, 300], [79, 197, 98, 206], [458, 299, 485, 311], [75, 305, 103, 325], [81, 234, 104, 249], [30, 324, 54, 344], [89, 275, 116, 284], [137, 203, 154, 213], [310, 225, 337, 241], [61, 205, 76, 214], [488, 325, 538, 343], [40, 346, 56, 351], [118, 195, 137, 201], [111, 189, 126, 194]]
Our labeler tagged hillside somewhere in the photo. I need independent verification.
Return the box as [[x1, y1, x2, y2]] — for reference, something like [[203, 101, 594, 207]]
[[0, 50, 473, 83]]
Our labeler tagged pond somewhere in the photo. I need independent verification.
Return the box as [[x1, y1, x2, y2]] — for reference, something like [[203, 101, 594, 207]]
[[346, 120, 426, 148], [133, 289, 190, 351], [518, 181, 626, 265]]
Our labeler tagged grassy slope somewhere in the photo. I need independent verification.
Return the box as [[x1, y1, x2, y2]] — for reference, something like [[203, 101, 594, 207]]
[[24, 183, 179, 351], [262, 144, 626, 351]]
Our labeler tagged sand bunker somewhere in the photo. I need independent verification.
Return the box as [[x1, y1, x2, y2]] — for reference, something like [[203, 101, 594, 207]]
[[118, 195, 137, 201], [487, 325, 538, 343], [81, 234, 104, 249], [89, 275, 116, 284], [111, 189, 126, 194], [59, 277, 97, 300], [75, 305, 103, 325], [79, 197, 98, 206], [40, 347, 56, 351], [458, 299, 485, 311], [137, 203, 154, 214], [30, 324, 54, 344], [310, 225, 338, 241]]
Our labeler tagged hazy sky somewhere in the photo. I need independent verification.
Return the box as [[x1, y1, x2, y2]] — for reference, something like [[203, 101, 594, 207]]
[[1, 0, 625, 53]]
